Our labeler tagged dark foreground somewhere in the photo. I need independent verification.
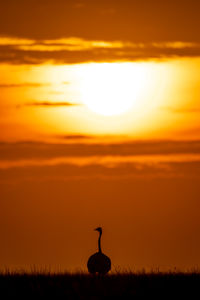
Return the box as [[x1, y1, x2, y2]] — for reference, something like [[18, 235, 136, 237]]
[[0, 272, 200, 299]]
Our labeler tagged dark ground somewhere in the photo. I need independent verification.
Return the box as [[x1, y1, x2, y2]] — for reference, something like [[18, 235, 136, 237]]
[[0, 272, 200, 299]]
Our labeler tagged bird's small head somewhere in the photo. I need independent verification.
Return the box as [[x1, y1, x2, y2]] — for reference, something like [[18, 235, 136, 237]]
[[95, 227, 102, 234]]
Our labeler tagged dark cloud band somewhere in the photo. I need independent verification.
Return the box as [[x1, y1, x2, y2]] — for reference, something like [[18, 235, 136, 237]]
[[0, 38, 200, 65]]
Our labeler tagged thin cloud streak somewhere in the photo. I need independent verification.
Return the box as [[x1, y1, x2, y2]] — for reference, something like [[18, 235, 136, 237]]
[[0, 82, 51, 88], [0, 37, 124, 50], [54, 134, 94, 140], [17, 101, 81, 108]]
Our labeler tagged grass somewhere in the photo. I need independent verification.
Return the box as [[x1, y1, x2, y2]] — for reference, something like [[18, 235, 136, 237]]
[[0, 270, 200, 298]]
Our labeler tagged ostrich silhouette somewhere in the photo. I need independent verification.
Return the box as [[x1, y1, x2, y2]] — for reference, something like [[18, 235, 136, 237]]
[[87, 227, 111, 275]]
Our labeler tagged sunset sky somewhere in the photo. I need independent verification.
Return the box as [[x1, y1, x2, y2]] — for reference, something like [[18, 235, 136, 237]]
[[1, 0, 200, 272]]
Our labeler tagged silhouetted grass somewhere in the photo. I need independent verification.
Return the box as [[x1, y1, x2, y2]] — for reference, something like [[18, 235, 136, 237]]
[[0, 270, 200, 299]]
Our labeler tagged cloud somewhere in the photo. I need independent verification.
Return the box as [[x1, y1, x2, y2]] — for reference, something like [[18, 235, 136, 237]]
[[55, 134, 94, 140], [0, 37, 124, 51], [0, 140, 200, 193], [0, 158, 200, 183], [0, 37, 200, 64], [1, 140, 200, 161], [1, 153, 200, 169], [0, 82, 50, 88], [17, 101, 80, 108]]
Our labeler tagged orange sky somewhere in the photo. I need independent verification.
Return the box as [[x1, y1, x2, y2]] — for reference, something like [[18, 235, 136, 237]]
[[0, 0, 200, 272]]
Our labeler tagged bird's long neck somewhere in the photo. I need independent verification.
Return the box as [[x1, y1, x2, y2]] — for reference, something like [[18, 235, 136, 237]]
[[98, 231, 102, 253]]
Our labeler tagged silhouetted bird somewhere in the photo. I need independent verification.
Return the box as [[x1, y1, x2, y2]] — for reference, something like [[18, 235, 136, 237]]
[[87, 227, 111, 275]]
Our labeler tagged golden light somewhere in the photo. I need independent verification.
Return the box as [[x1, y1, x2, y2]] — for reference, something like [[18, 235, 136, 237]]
[[78, 63, 154, 116], [19, 61, 175, 138], [4, 60, 194, 140]]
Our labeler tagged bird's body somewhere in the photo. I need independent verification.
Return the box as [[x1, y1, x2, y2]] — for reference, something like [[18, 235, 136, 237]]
[[87, 252, 111, 274], [87, 227, 111, 275]]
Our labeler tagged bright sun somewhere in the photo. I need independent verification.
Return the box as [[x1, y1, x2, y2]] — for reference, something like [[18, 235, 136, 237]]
[[79, 63, 151, 116]]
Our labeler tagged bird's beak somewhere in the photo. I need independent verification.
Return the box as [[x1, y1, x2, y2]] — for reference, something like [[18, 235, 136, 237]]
[[94, 228, 98, 231]]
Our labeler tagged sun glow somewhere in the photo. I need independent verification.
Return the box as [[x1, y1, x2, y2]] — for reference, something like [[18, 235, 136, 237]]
[[2, 60, 193, 140], [77, 63, 162, 116]]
